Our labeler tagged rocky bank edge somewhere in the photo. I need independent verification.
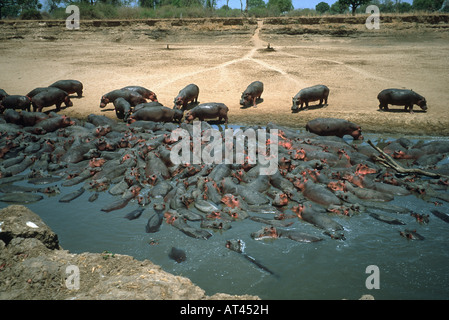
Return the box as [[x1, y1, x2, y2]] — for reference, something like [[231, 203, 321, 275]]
[[0, 204, 259, 300]]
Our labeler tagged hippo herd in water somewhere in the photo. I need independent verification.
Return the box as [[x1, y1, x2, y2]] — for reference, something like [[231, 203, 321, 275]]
[[0, 79, 446, 266]]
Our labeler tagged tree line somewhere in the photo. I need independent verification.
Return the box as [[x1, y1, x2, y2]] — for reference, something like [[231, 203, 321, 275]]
[[1, 0, 448, 20]]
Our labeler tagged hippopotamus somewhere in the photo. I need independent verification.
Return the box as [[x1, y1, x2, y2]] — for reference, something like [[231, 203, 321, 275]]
[[124, 208, 144, 220], [169, 247, 186, 263], [99, 89, 146, 108], [294, 178, 341, 206], [26, 87, 52, 99], [377, 88, 427, 113], [251, 226, 323, 243], [240, 81, 263, 108], [292, 85, 329, 111], [306, 117, 363, 140], [146, 209, 163, 233], [368, 212, 405, 225], [31, 87, 73, 112], [133, 101, 164, 112], [185, 103, 228, 124], [293, 202, 345, 239], [173, 83, 199, 110], [0, 95, 32, 113], [128, 106, 183, 123], [49, 80, 84, 97], [0, 89, 9, 100], [113, 97, 132, 121], [59, 187, 85, 203], [430, 210, 449, 224], [3, 109, 22, 124], [122, 85, 157, 102], [400, 229, 425, 240], [169, 215, 212, 240], [32, 115, 75, 133]]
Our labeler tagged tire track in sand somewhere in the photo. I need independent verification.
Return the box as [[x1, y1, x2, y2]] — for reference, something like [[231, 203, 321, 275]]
[[275, 49, 405, 87], [156, 19, 304, 90]]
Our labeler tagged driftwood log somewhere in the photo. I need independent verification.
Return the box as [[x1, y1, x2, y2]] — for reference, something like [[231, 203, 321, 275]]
[[367, 140, 449, 180]]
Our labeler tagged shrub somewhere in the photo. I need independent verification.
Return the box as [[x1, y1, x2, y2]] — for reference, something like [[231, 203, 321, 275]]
[[20, 8, 43, 20]]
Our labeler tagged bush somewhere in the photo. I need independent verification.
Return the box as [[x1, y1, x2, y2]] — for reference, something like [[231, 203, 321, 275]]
[[316, 1, 330, 14], [413, 0, 444, 11], [20, 8, 43, 20], [286, 8, 319, 16]]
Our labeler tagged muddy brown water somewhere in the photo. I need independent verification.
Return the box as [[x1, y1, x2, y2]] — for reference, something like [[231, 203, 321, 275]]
[[1, 131, 449, 300]]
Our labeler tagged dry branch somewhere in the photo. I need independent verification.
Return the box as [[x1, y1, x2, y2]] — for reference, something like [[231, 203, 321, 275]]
[[367, 140, 449, 180]]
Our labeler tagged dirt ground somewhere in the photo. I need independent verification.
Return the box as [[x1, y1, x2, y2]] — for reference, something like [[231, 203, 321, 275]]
[[1, 16, 449, 135]]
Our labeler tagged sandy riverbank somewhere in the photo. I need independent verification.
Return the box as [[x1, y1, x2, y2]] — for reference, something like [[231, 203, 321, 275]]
[[1, 15, 448, 135]]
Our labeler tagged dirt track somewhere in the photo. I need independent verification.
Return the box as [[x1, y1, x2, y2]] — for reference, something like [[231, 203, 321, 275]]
[[1, 16, 449, 135]]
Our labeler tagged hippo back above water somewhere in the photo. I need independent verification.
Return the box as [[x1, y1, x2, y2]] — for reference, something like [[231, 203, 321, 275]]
[[306, 117, 363, 140], [377, 88, 427, 113], [292, 85, 329, 111]]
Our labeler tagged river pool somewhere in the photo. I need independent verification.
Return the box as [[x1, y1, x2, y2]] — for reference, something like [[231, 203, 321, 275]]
[[1, 132, 448, 300]]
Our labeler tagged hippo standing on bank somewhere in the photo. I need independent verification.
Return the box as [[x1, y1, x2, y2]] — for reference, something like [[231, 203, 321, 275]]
[[113, 97, 132, 121], [240, 81, 263, 108], [377, 88, 427, 113], [0, 95, 31, 113], [31, 87, 72, 112], [184, 103, 229, 124], [173, 84, 199, 110], [0, 89, 8, 101], [128, 106, 183, 123], [292, 85, 329, 112], [49, 80, 84, 97], [99, 89, 146, 108], [306, 118, 363, 140], [122, 86, 158, 102]]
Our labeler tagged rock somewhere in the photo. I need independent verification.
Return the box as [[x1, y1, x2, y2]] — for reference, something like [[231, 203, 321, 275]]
[[0, 205, 60, 250], [0, 205, 259, 300]]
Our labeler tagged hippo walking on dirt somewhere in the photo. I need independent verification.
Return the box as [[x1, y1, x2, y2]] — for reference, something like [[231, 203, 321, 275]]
[[185, 103, 229, 124], [306, 117, 363, 140], [100, 89, 146, 108], [49, 80, 84, 97], [31, 87, 72, 112], [0, 89, 8, 101], [113, 97, 132, 121], [173, 84, 199, 110], [377, 88, 427, 113], [122, 86, 158, 102], [240, 81, 263, 108], [292, 85, 329, 111], [128, 106, 183, 123], [0, 95, 31, 113]]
